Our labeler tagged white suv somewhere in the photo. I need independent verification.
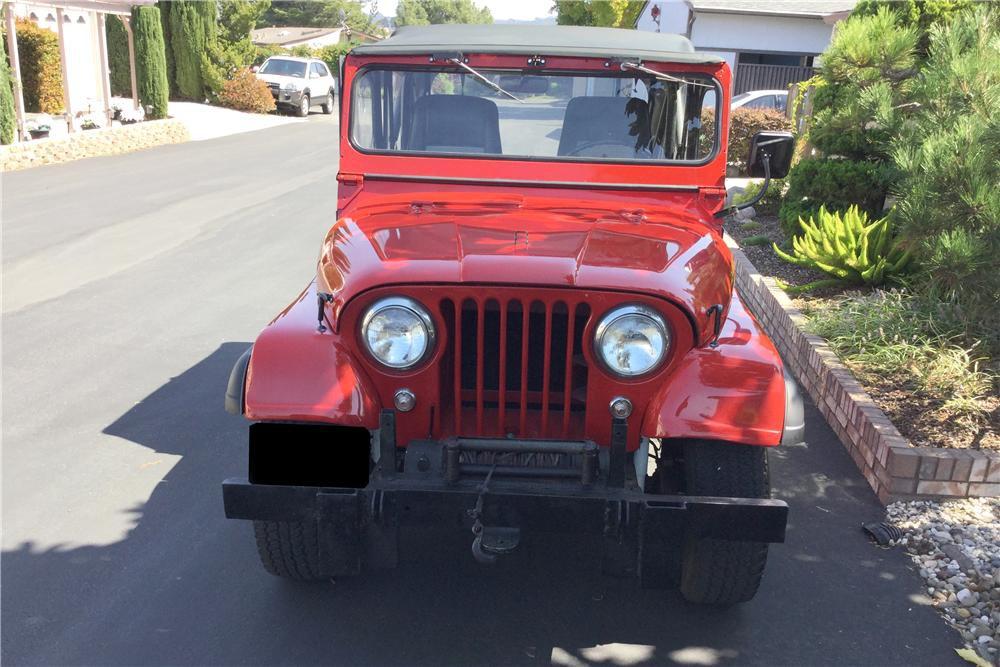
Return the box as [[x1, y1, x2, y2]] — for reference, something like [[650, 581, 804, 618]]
[[254, 56, 336, 117]]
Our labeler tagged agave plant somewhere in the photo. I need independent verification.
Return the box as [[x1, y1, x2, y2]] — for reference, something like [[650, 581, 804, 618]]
[[773, 205, 911, 285]]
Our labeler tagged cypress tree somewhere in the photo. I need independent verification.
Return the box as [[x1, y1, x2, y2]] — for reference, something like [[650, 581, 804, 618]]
[[1, 54, 15, 144], [132, 5, 169, 119], [169, 1, 206, 100], [156, 1, 176, 97], [105, 14, 132, 97]]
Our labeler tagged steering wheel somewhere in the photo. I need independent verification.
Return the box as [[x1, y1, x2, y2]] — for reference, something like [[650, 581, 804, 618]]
[[562, 141, 636, 158]]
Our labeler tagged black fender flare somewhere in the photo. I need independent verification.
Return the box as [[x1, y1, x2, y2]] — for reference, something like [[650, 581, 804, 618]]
[[225, 346, 253, 416]]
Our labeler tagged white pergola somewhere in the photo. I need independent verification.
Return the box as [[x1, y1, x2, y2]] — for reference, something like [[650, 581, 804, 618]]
[[3, 0, 154, 141]]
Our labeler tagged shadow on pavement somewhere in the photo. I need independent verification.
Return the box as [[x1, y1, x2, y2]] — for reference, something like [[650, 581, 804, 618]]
[[1, 344, 962, 666]]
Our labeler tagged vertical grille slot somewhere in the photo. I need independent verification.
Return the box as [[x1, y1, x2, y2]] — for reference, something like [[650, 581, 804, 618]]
[[441, 294, 590, 439]]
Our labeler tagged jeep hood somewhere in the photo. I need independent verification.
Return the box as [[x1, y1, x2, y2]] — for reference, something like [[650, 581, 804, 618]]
[[317, 201, 733, 345]]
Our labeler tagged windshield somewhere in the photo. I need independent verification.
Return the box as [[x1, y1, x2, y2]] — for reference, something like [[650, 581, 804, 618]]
[[260, 59, 307, 78], [350, 67, 719, 163]]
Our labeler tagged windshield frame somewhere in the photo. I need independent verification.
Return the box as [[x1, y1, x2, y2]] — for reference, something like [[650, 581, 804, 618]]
[[347, 64, 723, 168]]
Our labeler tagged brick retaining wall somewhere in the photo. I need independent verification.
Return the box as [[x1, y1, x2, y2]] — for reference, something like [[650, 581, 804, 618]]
[[1, 119, 190, 171], [728, 237, 1000, 503]]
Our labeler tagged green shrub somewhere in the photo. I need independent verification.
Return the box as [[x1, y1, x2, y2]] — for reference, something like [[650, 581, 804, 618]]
[[728, 107, 792, 171], [733, 178, 785, 217], [169, 1, 216, 100], [779, 158, 895, 235], [1, 55, 14, 144], [15, 19, 63, 113], [132, 6, 169, 119], [156, 1, 176, 96], [105, 15, 132, 97], [701, 107, 791, 173], [742, 235, 771, 247], [774, 205, 910, 285], [217, 68, 275, 113]]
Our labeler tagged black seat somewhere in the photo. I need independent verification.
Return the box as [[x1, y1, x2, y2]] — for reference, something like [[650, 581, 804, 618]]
[[557, 96, 637, 156], [403, 95, 502, 154]]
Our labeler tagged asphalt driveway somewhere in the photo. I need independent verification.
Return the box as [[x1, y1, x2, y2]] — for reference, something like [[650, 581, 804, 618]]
[[1, 114, 962, 666]]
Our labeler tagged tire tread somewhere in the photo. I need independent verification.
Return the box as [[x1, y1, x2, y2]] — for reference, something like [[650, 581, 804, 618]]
[[253, 520, 323, 581]]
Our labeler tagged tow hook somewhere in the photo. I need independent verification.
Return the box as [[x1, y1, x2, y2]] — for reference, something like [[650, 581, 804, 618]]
[[467, 464, 521, 564]]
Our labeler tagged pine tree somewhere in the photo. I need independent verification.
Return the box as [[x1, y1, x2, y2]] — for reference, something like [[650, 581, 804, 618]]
[[132, 5, 169, 119]]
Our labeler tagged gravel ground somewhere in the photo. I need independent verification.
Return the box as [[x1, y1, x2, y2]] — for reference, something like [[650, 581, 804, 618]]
[[888, 498, 1000, 664], [723, 213, 830, 289]]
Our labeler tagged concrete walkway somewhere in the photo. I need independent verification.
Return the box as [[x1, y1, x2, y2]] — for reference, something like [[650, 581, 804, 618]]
[[168, 100, 304, 141]]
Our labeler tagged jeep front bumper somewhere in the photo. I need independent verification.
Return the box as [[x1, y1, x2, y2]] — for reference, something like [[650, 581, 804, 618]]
[[222, 436, 788, 577]]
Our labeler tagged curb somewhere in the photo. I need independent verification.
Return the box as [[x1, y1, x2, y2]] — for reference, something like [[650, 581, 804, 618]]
[[727, 235, 1000, 503], [1, 118, 190, 172]]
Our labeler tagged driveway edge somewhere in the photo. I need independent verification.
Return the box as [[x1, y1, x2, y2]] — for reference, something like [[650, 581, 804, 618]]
[[1, 118, 190, 171], [726, 234, 1000, 504]]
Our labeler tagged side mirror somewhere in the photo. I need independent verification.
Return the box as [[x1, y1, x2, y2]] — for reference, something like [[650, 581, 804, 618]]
[[747, 131, 794, 178], [250, 65, 259, 73]]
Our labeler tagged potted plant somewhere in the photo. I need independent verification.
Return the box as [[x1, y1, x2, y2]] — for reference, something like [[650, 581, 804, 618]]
[[26, 121, 50, 139], [81, 119, 100, 131]]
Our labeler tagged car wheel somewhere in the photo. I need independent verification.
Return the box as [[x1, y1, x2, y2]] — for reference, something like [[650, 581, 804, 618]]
[[253, 520, 324, 581], [678, 439, 770, 606], [296, 94, 310, 117], [321, 89, 335, 114]]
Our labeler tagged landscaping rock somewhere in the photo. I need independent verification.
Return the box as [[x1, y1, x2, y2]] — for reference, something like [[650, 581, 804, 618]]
[[886, 498, 1000, 659]]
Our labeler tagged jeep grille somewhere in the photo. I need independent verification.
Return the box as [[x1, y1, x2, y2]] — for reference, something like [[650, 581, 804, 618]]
[[440, 296, 591, 440]]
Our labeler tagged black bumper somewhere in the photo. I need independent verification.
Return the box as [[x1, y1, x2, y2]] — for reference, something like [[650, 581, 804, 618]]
[[223, 473, 788, 576]]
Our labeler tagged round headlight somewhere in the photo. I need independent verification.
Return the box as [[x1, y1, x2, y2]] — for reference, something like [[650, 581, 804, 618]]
[[361, 297, 434, 369], [282, 81, 300, 92], [594, 305, 669, 377]]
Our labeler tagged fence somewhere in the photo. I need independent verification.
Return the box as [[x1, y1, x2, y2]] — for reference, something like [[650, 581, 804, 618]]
[[734, 63, 814, 94]]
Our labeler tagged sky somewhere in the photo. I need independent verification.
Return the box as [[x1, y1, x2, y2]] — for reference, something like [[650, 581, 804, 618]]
[[372, 0, 556, 23], [479, 0, 555, 22]]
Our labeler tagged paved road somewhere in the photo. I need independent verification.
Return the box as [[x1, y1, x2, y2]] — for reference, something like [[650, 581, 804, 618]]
[[2, 114, 961, 666]]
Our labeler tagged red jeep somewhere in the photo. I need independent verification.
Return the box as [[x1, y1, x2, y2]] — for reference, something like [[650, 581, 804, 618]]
[[223, 24, 801, 606]]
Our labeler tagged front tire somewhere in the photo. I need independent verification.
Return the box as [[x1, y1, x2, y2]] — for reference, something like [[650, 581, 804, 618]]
[[321, 90, 335, 114], [296, 94, 310, 117], [679, 440, 770, 606], [253, 520, 323, 581]]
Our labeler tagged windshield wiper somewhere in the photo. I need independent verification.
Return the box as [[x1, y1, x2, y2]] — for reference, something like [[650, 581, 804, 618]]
[[446, 57, 524, 103], [619, 62, 715, 89]]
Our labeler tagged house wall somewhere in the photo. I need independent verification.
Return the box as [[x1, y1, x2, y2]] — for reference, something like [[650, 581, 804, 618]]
[[636, 2, 837, 62], [691, 11, 835, 56], [13, 3, 104, 121]]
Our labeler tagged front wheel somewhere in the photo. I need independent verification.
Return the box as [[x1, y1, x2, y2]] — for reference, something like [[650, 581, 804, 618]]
[[321, 90, 335, 114], [679, 440, 770, 606], [296, 94, 310, 117], [253, 520, 323, 580]]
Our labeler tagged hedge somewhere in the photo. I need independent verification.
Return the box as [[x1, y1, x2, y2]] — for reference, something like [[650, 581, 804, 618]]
[[1, 55, 15, 144], [132, 6, 169, 119], [778, 157, 896, 236], [15, 19, 63, 114], [701, 106, 792, 173], [105, 15, 131, 97]]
